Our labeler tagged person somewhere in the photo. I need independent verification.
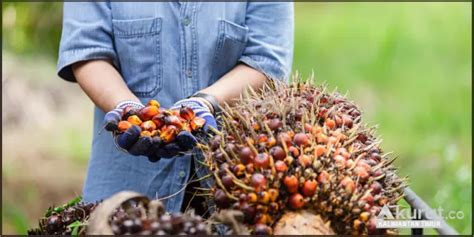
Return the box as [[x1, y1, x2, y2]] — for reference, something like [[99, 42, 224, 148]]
[[57, 2, 294, 213]]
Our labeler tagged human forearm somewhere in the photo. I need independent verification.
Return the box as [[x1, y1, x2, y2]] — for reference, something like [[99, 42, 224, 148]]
[[199, 64, 268, 105], [72, 60, 140, 112]]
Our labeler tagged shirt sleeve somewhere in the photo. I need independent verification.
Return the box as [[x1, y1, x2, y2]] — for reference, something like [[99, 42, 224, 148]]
[[239, 2, 294, 81], [57, 2, 117, 82]]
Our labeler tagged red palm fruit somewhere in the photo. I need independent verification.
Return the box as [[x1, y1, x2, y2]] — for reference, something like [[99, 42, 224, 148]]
[[334, 155, 346, 170], [342, 114, 353, 128], [354, 166, 369, 181], [164, 115, 183, 129], [122, 106, 138, 119], [268, 188, 279, 202], [357, 160, 372, 171], [283, 175, 299, 193], [267, 118, 283, 131], [232, 164, 246, 177], [274, 160, 288, 173], [298, 155, 312, 168], [160, 125, 178, 143], [293, 133, 310, 147], [239, 146, 255, 165], [251, 173, 267, 192], [325, 118, 336, 129], [256, 134, 268, 144], [367, 217, 377, 234], [340, 176, 355, 193], [258, 191, 271, 204], [304, 123, 313, 132], [314, 145, 326, 157], [318, 170, 330, 184], [241, 203, 256, 223], [254, 153, 270, 169], [254, 224, 273, 235], [269, 146, 286, 160], [360, 191, 374, 205], [127, 115, 142, 126], [221, 174, 234, 189], [247, 192, 258, 203], [179, 106, 195, 120], [118, 121, 132, 132], [140, 120, 157, 132], [288, 146, 300, 157], [152, 114, 166, 128], [277, 132, 292, 147], [302, 180, 317, 197], [147, 99, 161, 108], [370, 181, 382, 195], [190, 117, 206, 131], [140, 130, 152, 137], [289, 193, 305, 209], [138, 106, 160, 121]]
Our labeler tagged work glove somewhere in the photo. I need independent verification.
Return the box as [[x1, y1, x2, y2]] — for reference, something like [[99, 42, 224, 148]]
[[153, 97, 217, 158]]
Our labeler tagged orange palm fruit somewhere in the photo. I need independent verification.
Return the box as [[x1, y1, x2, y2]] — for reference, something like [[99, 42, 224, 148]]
[[325, 118, 336, 130], [164, 115, 183, 129], [179, 106, 195, 121], [118, 121, 132, 132], [314, 145, 326, 157], [160, 125, 179, 143], [140, 120, 157, 132], [190, 117, 206, 131], [140, 130, 152, 137], [147, 99, 160, 109], [152, 114, 166, 128], [127, 115, 142, 126], [138, 106, 160, 121], [302, 180, 317, 197]]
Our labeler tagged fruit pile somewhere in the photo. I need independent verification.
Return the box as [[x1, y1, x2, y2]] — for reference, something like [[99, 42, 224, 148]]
[[200, 81, 406, 235], [28, 197, 98, 235], [107, 100, 206, 148]]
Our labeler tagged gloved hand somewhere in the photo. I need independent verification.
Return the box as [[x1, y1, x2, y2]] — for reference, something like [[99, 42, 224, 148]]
[[153, 97, 218, 158], [103, 100, 161, 161]]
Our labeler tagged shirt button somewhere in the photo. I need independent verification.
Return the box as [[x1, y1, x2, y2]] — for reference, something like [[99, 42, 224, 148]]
[[186, 70, 192, 78], [179, 171, 186, 178], [183, 18, 191, 26]]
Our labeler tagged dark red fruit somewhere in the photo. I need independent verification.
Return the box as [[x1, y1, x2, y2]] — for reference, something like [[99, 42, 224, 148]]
[[251, 173, 267, 192], [214, 189, 231, 208], [267, 118, 283, 131], [221, 174, 234, 189], [274, 160, 288, 173], [289, 193, 305, 209], [254, 153, 270, 169], [269, 146, 286, 160], [293, 133, 310, 147], [302, 180, 317, 197], [239, 146, 255, 164]]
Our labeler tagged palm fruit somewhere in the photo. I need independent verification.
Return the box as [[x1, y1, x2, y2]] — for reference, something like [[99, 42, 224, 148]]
[[200, 80, 406, 235]]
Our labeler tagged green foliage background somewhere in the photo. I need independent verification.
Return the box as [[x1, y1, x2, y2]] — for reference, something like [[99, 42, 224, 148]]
[[2, 2, 472, 235]]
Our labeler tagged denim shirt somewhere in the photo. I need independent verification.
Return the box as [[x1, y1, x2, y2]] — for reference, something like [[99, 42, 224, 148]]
[[57, 2, 293, 213]]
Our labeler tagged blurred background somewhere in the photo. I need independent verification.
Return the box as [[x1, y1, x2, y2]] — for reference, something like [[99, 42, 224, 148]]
[[2, 2, 472, 235]]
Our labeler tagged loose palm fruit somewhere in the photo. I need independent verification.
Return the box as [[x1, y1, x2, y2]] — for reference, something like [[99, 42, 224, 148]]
[[289, 193, 305, 209], [152, 114, 166, 128], [118, 121, 132, 132], [254, 153, 270, 169], [147, 99, 160, 108], [284, 175, 299, 193], [164, 115, 183, 129], [127, 115, 142, 126], [294, 133, 310, 147], [179, 106, 195, 121], [160, 125, 178, 143], [138, 106, 160, 121], [251, 173, 267, 192], [140, 120, 157, 132], [140, 130, 152, 137], [190, 117, 206, 131], [302, 180, 317, 197], [274, 160, 288, 173]]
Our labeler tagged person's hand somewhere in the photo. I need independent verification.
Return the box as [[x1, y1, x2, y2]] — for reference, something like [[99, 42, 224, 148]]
[[103, 100, 162, 161], [152, 98, 217, 158]]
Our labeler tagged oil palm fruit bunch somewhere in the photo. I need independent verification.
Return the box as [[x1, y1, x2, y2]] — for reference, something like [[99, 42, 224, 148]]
[[105, 99, 206, 158], [200, 79, 406, 235], [28, 197, 98, 235]]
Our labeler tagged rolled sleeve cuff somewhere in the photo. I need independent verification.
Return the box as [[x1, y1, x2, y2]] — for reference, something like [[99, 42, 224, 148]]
[[57, 47, 118, 82], [239, 55, 289, 82]]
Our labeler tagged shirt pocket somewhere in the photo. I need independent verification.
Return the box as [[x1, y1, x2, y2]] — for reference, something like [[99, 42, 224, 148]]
[[210, 19, 249, 83], [112, 17, 162, 97]]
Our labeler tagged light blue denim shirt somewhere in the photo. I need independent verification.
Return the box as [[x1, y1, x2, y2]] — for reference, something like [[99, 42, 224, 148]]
[[58, 2, 293, 213]]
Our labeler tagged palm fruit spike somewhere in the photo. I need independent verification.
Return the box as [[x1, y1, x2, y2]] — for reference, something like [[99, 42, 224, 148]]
[[200, 77, 406, 235]]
